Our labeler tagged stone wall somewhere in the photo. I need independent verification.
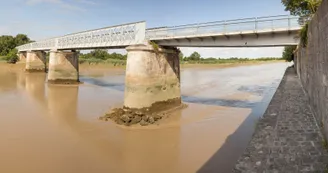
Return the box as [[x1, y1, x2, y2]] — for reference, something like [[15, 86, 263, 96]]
[[295, 0, 328, 139]]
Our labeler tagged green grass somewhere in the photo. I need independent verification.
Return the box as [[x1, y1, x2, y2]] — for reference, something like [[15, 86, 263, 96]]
[[0, 56, 7, 62], [79, 58, 126, 66]]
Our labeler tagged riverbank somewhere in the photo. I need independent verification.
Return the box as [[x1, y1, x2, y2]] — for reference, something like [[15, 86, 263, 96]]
[[234, 67, 328, 172], [0, 59, 285, 71]]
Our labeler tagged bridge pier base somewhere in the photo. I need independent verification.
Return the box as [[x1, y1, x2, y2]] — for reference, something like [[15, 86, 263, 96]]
[[48, 50, 79, 84], [18, 52, 27, 62], [26, 51, 46, 72], [124, 44, 181, 112]]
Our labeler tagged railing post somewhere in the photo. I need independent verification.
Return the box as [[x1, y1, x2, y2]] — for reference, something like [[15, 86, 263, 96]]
[[288, 15, 291, 29], [255, 17, 258, 31], [223, 21, 227, 33], [196, 24, 200, 35]]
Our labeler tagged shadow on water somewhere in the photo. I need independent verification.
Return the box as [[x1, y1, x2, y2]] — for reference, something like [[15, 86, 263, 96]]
[[182, 82, 280, 109], [182, 96, 257, 108], [196, 82, 280, 173], [80, 76, 125, 92]]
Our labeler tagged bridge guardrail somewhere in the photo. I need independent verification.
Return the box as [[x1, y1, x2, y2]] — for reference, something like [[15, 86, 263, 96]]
[[146, 15, 301, 39], [17, 21, 146, 52]]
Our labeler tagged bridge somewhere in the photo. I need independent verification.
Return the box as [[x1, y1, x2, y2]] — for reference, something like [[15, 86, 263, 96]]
[[16, 15, 302, 112]]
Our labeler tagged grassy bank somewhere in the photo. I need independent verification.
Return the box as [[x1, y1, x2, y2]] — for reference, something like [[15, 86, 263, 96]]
[[0, 58, 286, 72], [78, 57, 285, 67]]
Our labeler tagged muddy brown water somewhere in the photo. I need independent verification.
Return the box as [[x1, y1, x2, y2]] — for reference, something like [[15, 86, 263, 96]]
[[0, 62, 290, 173]]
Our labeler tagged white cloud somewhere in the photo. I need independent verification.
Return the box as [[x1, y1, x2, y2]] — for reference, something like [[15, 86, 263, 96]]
[[25, 0, 91, 11], [74, 0, 96, 5]]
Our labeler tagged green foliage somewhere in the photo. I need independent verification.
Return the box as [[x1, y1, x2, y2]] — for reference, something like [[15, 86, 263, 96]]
[[282, 0, 322, 17], [15, 34, 31, 46], [149, 41, 159, 52], [182, 57, 283, 64], [179, 52, 184, 61], [4, 48, 19, 64], [282, 46, 297, 62], [80, 49, 127, 61], [300, 23, 309, 47], [179, 51, 282, 64], [79, 49, 127, 66], [323, 139, 328, 150], [188, 51, 201, 61], [0, 34, 31, 56]]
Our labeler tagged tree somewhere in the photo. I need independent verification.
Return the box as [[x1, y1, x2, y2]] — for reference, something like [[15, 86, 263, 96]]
[[90, 49, 109, 60], [282, 45, 297, 62], [5, 48, 18, 64], [282, 0, 322, 17], [188, 51, 201, 61], [179, 52, 184, 61], [0, 34, 31, 56], [0, 36, 15, 56], [14, 34, 31, 46]]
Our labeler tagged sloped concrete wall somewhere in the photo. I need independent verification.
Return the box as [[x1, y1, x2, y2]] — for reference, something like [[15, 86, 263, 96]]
[[295, 0, 328, 139]]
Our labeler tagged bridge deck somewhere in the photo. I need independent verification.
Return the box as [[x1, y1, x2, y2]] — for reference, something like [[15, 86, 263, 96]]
[[17, 15, 302, 51]]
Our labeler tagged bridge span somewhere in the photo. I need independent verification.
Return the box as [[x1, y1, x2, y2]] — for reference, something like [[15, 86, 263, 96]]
[[16, 15, 302, 112]]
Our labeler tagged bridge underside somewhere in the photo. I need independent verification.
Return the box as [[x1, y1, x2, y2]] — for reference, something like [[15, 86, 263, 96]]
[[151, 30, 299, 47]]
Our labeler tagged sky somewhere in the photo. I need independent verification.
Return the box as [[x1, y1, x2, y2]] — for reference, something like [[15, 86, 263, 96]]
[[0, 0, 290, 58]]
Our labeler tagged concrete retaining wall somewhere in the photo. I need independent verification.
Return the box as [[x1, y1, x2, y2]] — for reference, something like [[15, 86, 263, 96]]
[[295, 0, 328, 139]]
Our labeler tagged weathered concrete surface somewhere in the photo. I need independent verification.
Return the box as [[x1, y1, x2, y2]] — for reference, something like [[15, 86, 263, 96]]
[[48, 50, 79, 84], [124, 44, 181, 111], [26, 51, 46, 72], [234, 67, 328, 172], [18, 52, 27, 62], [294, 0, 328, 140]]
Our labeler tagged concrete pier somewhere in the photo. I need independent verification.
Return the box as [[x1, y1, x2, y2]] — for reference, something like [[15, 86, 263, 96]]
[[48, 50, 79, 84], [18, 52, 27, 62], [26, 51, 46, 72], [124, 44, 181, 111]]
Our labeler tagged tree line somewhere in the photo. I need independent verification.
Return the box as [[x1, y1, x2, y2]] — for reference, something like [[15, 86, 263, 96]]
[[179, 51, 283, 63], [0, 34, 32, 63]]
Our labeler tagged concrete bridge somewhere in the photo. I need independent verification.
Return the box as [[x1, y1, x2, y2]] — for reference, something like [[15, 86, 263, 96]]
[[16, 15, 301, 112]]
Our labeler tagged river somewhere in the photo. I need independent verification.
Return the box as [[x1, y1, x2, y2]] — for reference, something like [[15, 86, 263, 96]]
[[0, 62, 289, 173]]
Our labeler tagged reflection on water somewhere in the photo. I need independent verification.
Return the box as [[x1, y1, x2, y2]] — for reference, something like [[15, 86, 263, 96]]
[[0, 62, 289, 173]]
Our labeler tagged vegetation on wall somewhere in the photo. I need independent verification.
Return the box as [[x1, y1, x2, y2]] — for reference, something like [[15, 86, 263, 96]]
[[282, 0, 322, 48], [149, 41, 159, 52], [281, 0, 322, 18], [300, 23, 309, 47]]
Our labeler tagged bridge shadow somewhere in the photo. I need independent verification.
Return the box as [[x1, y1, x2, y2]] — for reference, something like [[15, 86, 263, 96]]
[[195, 84, 278, 173], [182, 95, 258, 108], [80, 76, 125, 92]]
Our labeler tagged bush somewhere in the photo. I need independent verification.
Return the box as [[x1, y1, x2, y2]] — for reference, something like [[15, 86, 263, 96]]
[[5, 49, 18, 64], [282, 46, 297, 62]]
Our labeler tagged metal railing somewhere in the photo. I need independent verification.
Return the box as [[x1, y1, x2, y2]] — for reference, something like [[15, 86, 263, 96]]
[[146, 15, 301, 39], [17, 21, 146, 52], [17, 15, 302, 52]]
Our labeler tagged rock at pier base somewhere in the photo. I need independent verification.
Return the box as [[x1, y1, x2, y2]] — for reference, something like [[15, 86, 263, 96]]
[[100, 103, 188, 126]]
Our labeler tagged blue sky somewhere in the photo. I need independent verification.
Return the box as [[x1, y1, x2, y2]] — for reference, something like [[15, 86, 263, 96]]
[[1, 0, 289, 58]]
